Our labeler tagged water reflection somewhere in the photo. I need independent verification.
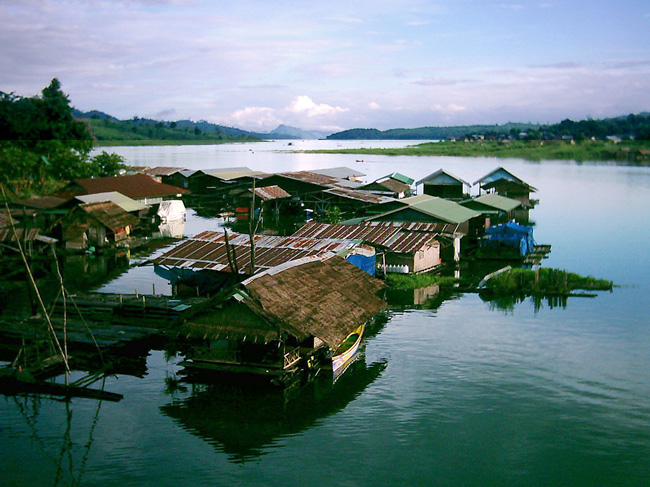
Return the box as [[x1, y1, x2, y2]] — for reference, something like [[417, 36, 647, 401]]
[[161, 355, 387, 463]]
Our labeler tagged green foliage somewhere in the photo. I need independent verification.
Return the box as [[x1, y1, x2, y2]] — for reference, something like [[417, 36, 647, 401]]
[[324, 206, 343, 224], [485, 268, 612, 296], [89, 151, 128, 177], [307, 139, 650, 163], [385, 273, 457, 290], [0, 79, 125, 194]]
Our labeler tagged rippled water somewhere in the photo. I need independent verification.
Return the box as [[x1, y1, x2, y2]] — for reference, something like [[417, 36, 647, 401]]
[[1, 142, 649, 486]]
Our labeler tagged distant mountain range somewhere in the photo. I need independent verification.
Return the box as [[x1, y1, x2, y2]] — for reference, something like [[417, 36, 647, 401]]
[[72, 110, 330, 140]]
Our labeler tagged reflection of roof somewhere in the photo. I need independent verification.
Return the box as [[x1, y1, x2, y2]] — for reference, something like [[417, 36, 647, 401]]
[[251, 185, 291, 201], [75, 191, 148, 213], [292, 221, 441, 253], [369, 195, 480, 224], [79, 201, 140, 231], [152, 230, 361, 274], [461, 194, 522, 212], [417, 169, 469, 187], [75, 174, 189, 199]]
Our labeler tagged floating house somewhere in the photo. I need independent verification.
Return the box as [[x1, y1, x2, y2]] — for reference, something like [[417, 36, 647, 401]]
[[257, 170, 392, 217], [292, 221, 442, 274], [152, 230, 377, 292], [460, 193, 523, 225], [473, 167, 537, 208], [177, 254, 386, 377], [362, 195, 484, 260], [358, 173, 414, 199], [63, 201, 140, 251], [187, 168, 267, 194], [157, 200, 187, 223], [63, 174, 189, 206], [416, 169, 470, 199], [75, 191, 149, 217]]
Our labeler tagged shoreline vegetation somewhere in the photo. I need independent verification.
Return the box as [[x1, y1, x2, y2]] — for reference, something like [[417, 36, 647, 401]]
[[303, 139, 650, 163], [386, 267, 613, 296]]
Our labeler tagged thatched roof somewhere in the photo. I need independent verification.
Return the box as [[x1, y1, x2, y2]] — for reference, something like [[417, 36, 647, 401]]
[[79, 201, 140, 231], [183, 254, 386, 348], [241, 254, 386, 348]]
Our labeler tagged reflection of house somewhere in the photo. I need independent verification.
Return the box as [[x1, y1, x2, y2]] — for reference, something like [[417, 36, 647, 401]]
[[179, 254, 386, 377], [417, 169, 470, 199], [292, 221, 442, 273], [63, 201, 140, 250], [64, 174, 189, 205], [460, 193, 523, 225], [474, 167, 537, 208], [358, 173, 414, 199]]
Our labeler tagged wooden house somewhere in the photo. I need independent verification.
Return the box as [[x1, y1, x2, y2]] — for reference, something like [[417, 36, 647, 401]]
[[460, 193, 523, 225], [64, 174, 189, 206], [256, 171, 392, 218], [178, 254, 386, 377], [473, 167, 537, 208], [187, 168, 267, 194], [63, 201, 140, 250], [363, 195, 484, 260], [416, 169, 470, 199], [357, 173, 414, 199], [292, 221, 442, 274]]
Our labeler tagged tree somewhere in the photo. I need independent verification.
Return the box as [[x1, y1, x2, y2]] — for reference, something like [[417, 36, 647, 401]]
[[90, 151, 127, 177]]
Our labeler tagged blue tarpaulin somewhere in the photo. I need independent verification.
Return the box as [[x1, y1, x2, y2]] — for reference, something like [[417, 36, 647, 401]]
[[482, 222, 536, 256], [346, 253, 376, 276]]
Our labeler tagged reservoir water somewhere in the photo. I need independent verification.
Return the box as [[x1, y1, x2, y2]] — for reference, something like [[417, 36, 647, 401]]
[[2, 141, 649, 486]]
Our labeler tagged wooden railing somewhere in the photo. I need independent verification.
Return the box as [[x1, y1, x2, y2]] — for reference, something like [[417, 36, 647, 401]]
[[283, 348, 301, 369]]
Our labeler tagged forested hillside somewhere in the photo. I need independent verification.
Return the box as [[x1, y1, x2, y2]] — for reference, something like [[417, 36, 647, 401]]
[[328, 115, 650, 141]]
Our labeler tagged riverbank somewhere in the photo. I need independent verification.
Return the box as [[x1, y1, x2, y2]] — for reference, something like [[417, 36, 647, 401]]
[[303, 139, 650, 162]]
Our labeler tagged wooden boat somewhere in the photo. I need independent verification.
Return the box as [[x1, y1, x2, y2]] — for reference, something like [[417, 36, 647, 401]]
[[332, 324, 364, 380]]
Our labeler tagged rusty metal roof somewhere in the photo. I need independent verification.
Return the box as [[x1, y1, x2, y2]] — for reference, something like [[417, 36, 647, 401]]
[[251, 185, 291, 201], [291, 221, 442, 253], [74, 174, 189, 199], [0, 227, 42, 243], [152, 230, 360, 274]]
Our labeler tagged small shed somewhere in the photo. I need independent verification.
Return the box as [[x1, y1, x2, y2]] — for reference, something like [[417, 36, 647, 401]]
[[473, 167, 537, 208], [460, 193, 522, 224], [157, 200, 187, 223], [358, 173, 414, 199], [417, 169, 470, 199]]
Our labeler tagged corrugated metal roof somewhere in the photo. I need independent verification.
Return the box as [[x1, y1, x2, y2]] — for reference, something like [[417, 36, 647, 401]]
[[15, 195, 69, 209], [291, 221, 441, 253], [311, 166, 366, 179], [76, 191, 148, 212], [75, 174, 189, 199], [416, 169, 470, 186], [0, 228, 42, 243], [146, 167, 188, 176], [152, 230, 361, 274], [251, 185, 291, 201], [463, 193, 522, 212]]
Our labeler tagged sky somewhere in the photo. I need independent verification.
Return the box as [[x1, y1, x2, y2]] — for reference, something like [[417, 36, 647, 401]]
[[1, 0, 649, 133]]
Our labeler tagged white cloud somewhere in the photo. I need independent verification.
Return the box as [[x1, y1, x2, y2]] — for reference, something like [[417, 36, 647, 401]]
[[224, 106, 280, 131], [287, 95, 349, 117], [369, 102, 381, 110]]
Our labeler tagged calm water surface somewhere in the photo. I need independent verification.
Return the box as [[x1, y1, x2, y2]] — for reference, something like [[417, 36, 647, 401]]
[[1, 141, 649, 486]]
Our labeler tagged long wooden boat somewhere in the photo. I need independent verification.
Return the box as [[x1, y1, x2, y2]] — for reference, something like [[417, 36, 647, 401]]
[[332, 324, 364, 381]]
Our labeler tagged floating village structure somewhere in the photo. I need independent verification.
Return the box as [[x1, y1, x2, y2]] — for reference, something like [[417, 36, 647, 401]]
[[417, 169, 471, 200], [177, 254, 386, 377]]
